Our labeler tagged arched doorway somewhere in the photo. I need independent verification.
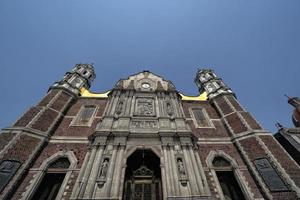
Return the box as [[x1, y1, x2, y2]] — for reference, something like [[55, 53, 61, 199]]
[[123, 149, 162, 200]]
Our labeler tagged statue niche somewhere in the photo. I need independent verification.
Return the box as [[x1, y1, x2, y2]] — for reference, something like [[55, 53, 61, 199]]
[[97, 158, 110, 187]]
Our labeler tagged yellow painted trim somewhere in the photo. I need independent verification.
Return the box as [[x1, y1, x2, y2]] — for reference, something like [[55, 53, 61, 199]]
[[180, 92, 207, 101], [80, 88, 109, 98], [80, 87, 207, 101]]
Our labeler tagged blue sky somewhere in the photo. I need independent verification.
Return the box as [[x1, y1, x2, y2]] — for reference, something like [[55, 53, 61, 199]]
[[0, 0, 299, 133]]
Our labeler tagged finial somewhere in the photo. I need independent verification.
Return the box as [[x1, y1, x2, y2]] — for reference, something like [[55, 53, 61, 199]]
[[275, 122, 284, 130]]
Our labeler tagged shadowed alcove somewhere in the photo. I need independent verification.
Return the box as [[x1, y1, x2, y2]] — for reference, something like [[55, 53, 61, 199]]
[[123, 149, 162, 200]]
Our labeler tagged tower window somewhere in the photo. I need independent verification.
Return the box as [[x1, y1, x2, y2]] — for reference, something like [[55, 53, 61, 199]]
[[191, 107, 212, 128]]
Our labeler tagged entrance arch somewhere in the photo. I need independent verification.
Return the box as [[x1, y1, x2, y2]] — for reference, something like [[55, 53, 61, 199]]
[[123, 149, 163, 200]]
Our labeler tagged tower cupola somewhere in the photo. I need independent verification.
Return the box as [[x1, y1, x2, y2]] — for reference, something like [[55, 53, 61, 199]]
[[194, 69, 234, 99], [51, 63, 96, 95]]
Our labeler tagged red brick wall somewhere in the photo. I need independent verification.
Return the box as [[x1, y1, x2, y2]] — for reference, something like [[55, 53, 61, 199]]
[[33, 143, 87, 168], [0, 132, 16, 151], [241, 112, 262, 130], [38, 90, 58, 107], [239, 137, 267, 160], [225, 113, 248, 134], [50, 92, 72, 112], [226, 96, 244, 111], [31, 109, 58, 132], [53, 118, 99, 137], [1, 135, 41, 162], [215, 96, 233, 115], [14, 107, 41, 127], [188, 120, 231, 138]]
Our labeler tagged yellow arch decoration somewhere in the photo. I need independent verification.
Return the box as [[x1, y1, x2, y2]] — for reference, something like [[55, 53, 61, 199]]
[[80, 88, 207, 101], [179, 92, 207, 101], [80, 88, 110, 98]]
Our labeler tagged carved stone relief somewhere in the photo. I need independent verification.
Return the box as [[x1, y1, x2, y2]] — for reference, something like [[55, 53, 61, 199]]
[[134, 98, 155, 117], [131, 120, 158, 129]]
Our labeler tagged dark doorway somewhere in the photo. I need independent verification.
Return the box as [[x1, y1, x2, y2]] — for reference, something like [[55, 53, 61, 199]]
[[216, 171, 246, 200], [31, 173, 66, 200], [123, 149, 162, 200]]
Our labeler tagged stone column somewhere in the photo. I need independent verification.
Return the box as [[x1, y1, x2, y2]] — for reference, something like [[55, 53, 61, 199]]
[[162, 146, 173, 196], [188, 147, 204, 194], [182, 145, 198, 195], [160, 155, 168, 200], [194, 150, 211, 195], [170, 146, 181, 196], [71, 150, 91, 199], [105, 145, 118, 196], [84, 146, 104, 198], [111, 145, 125, 197], [78, 146, 97, 198]]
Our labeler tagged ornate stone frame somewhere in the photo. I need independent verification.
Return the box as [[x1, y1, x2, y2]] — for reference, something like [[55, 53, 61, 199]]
[[189, 106, 215, 129], [206, 150, 253, 200], [70, 105, 98, 127], [121, 146, 164, 198], [21, 151, 78, 200]]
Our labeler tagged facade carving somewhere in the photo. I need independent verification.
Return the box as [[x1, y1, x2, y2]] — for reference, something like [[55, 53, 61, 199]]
[[0, 65, 299, 200]]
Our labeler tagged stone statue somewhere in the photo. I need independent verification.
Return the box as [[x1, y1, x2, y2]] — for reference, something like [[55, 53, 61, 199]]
[[99, 159, 109, 178], [116, 100, 124, 115], [177, 159, 186, 176], [166, 102, 174, 116]]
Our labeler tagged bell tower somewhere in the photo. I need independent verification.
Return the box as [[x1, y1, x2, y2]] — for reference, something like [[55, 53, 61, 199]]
[[51, 63, 96, 95], [0, 64, 96, 200], [195, 69, 300, 199], [194, 69, 234, 99]]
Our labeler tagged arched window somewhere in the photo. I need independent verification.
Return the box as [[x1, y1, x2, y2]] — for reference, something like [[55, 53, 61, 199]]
[[212, 156, 246, 200], [22, 151, 77, 200], [206, 152, 252, 200], [30, 157, 70, 200]]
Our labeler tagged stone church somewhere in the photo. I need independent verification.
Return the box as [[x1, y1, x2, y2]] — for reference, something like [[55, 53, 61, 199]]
[[0, 64, 299, 200]]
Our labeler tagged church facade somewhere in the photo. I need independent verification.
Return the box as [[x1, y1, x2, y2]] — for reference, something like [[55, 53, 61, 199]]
[[0, 64, 299, 200]]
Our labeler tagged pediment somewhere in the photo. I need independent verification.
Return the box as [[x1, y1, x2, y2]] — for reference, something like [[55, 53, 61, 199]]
[[114, 71, 176, 92]]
